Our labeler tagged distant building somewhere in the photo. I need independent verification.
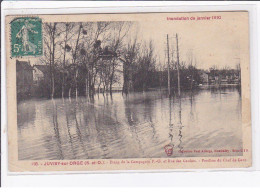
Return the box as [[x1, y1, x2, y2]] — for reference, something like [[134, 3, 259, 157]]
[[205, 68, 240, 85], [16, 60, 34, 99], [113, 69, 123, 91], [208, 74, 220, 85], [33, 65, 49, 84], [199, 71, 209, 84], [95, 64, 124, 92]]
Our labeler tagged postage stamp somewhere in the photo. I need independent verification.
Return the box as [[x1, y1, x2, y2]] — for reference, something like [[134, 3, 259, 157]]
[[11, 17, 42, 57]]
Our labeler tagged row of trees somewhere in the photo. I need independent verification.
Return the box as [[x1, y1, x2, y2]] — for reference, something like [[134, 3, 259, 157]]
[[40, 21, 160, 98], [37, 21, 206, 99]]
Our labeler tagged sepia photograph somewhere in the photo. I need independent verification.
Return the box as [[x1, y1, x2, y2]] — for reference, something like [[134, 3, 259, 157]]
[[6, 12, 251, 171]]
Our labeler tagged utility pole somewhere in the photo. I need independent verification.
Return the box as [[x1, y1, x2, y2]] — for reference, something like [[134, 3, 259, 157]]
[[167, 34, 171, 97], [176, 33, 181, 96]]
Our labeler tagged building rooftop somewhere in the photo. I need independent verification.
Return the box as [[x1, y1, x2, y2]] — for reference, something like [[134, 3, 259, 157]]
[[34, 65, 49, 74], [16, 60, 34, 71]]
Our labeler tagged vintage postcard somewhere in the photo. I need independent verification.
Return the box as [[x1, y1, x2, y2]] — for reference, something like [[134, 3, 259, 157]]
[[5, 11, 251, 172]]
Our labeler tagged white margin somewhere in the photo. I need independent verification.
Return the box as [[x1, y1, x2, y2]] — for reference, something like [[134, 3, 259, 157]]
[[1, 1, 260, 187]]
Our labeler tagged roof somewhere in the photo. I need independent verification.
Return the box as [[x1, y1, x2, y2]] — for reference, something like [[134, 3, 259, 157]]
[[33, 65, 49, 74], [16, 60, 34, 71]]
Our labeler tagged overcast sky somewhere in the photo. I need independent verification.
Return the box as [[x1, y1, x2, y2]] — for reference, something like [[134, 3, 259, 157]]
[[28, 12, 247, 71], [135, 19, 242, 70]]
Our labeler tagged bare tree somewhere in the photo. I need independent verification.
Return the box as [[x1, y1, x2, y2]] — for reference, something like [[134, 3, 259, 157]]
[[65, 22, 89, 98], [138, 40, 156, 91], [186, 49, 197, 90], [72, 23, 83, 98], [60, 23, 75, 98], [43, 22, 62, 98], [88, 22, 112, 97], [119, 37, 140, 94], [98, 22, 132, 94]]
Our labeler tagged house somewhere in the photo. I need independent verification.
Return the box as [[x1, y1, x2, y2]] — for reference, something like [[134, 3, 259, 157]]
[[16, 60, 34, 99], [94, 64, 124, 92], [206, 68, 241, 85], [199, 71, 209, 84], [33, 65, 49, 84], [113, 68, 124, 91]]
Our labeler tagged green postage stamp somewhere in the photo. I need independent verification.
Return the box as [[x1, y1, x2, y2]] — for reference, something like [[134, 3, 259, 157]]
[[11, 17, 42, 57]]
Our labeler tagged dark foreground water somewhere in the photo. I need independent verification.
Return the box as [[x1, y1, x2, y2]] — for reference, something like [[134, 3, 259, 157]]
[[17, 87, 242, 160]]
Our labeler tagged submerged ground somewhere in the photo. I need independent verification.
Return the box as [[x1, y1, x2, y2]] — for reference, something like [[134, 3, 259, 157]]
[[17, 87, 242, 160]]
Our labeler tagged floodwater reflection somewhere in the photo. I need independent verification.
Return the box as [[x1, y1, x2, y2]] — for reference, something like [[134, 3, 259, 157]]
[[18, 87, 242, 160]]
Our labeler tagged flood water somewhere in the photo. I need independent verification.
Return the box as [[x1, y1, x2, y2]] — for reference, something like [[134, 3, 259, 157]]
[[17, 87, 242, 160]]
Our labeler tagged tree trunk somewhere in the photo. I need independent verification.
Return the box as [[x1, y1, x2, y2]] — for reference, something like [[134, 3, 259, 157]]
[[74, 71, 78, 98], [72, 24, 82, 98], [51, 23, 57, 99], [69, 87, 71, 98], [122, 63, 128, 94], [85, 77, 89, 97], [62, 24, 69, 99], [51, 74, 55, 98], [49, 34, 52, 99]]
